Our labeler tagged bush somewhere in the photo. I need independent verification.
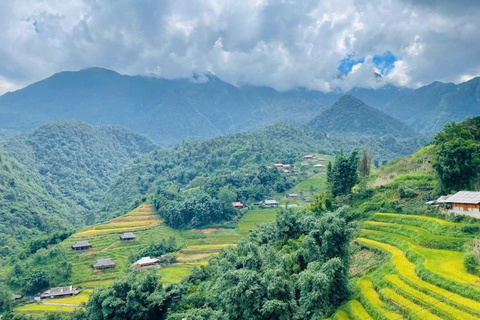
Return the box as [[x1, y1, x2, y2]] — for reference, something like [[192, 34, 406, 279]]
[[463, 253, 478, 274]]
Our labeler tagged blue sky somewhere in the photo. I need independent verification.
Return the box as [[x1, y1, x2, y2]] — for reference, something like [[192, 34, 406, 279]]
[[0, 0, 479, 94]]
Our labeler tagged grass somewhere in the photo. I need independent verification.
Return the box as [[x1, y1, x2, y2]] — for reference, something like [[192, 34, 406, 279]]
[[332, 310, 351, 320], [357, 277, 403, 320], [380, 288, 443, 320], [44, 292, 91, 305], [347, 300, 374, 320], [237, 208, 277, 237], [15, 304, 80, 312]]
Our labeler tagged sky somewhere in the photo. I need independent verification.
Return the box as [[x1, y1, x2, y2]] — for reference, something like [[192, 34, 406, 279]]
[[0, 0, 479, 95]]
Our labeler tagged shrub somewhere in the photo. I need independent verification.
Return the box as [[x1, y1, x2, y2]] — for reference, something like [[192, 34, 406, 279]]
[[464, 253, 479, 274]]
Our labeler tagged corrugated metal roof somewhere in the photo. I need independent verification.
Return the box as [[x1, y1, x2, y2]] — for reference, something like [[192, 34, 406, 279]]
[[72, 240, 91, 248], [446, 191, 480, 204], [93, 258, 115, 268]]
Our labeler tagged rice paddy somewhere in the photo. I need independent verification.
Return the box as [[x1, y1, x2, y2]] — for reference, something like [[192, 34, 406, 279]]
[[331, 212, 480, 320]]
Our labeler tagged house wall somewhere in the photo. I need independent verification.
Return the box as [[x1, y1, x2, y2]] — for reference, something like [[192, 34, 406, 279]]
[[451, 203, 480, 213]]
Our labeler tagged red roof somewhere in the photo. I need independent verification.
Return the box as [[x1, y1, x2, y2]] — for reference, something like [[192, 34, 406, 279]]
[[283, 164, 291, 168], [284, 169, 290, 173], [232, 202, 244, 207], [274, 163, 284, 167], [318, 158, 326, 161], [303, 155, 313, 159]]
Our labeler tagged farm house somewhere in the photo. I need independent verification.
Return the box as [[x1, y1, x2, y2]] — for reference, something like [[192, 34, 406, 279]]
[[93, 258, 115, 270], [72, 241, 92, 252], [120, 232, 136, 241], [40, 286, 78, 299]]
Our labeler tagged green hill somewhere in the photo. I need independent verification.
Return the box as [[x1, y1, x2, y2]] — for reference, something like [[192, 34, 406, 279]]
[[0, 146, 74, 257], [308, 95, 419, 138]]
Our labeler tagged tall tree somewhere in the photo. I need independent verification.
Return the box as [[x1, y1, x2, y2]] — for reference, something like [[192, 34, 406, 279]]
[[327, 150, 360, 196], [433, 120, 480, 193], [358, 149, 372, 177]]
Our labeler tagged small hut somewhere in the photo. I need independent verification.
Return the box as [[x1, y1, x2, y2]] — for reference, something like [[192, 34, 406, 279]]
[[93, 258, 115, 270], [72, 241, 92, 252]]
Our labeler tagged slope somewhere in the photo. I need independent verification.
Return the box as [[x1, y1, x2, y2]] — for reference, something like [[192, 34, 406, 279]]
[[2, 120, 158, 221], [308, 95, 419, 138], [0, 146, 74, 257], [384, 77, 480, 135]]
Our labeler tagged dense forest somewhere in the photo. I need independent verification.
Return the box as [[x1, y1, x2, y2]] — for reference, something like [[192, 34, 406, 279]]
[[0, 120, 158, 257], [98, 123, 424, 223]]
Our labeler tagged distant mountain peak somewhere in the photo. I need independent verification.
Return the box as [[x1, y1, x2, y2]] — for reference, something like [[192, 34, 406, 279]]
[[308, 95, 418, 138]]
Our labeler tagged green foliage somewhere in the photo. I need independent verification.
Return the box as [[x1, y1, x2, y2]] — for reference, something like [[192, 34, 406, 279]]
[[433, 118, 480, 193], [463, 253, 479, 274], [84, 271, 185, 320], [327, 150, 359, 197], [130, 237, 179, 263]]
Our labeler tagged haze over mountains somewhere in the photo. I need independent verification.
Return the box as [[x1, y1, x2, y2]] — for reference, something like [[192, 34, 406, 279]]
[[1, 67, 477, 146]]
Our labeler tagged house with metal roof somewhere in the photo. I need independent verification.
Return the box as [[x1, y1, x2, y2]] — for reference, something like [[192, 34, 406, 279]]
[[444, 191, 480, 213], [72, 241, 92, 252], [40, 286, 78, 299], [287, 194, 299, 200], [93, 258, 115, 270], [264, 199, 279, 207], [120, 232, 136, 241], [131, 257, 160, 270]]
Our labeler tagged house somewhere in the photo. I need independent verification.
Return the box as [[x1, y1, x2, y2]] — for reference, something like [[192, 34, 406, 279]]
[[318, 158, 326, 161], [274, 163, 284, 167], [301, 163, 310, 166], [264, 200, 279, 207], [120, 232, 136, 241], [283, 164, 291, 168], [284, 169, 290, 173], [93, 258, 115, 270], [287, 194, 299, 200], [303, 155, 313, 159], [442, 191, 480, 213], [11, 294, 22, 301], [232, 201, 245, 209], [132, 256, 160, 270], [40, 286, 78, 299], [314, 164, 325, 168], [72, 241, 92, 252]]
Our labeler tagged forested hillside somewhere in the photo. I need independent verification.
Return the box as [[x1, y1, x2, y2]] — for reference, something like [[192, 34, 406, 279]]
[[308, 95, 418, 138], [384, 77, 480, 135], [0, 147, 74, 257], [98, 123, 424, 222], [3, 120, 158, 219]]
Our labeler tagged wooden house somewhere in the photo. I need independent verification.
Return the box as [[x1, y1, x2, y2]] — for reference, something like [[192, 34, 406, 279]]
[[93, 258, 115, 270], [40, 286, 78, 299], [120, 232, 136, 241], [444, 191, 480, 213], [72, 241, 92, 252]]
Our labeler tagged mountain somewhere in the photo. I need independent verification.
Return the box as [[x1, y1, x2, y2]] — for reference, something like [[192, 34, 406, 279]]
[[383, 77, 480, 135], [308, 95, 419, 138], [2, 120, 158, 218], [348, 85, 412, 109], [0, 68, 330, 146], [0, 146, 74, 256], [0, 68, 417, 147]]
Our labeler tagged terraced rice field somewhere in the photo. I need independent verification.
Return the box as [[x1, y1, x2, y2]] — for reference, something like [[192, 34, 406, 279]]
[[15, 204, 279, 317], [331, 212, 480, 320]]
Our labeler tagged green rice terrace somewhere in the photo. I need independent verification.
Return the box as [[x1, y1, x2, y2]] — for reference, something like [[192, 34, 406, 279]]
[[14, 205, 279, 315], [330, 212, 480, 320]]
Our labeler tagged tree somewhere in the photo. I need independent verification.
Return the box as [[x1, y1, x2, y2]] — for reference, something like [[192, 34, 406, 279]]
[[433, 121, 480, 193], [327, 150, 359, 197], [358, 149, 372, 177]]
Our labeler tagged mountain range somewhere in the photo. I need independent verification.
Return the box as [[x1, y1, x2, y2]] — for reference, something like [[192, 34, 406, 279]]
[[2, 68, 476, 146]]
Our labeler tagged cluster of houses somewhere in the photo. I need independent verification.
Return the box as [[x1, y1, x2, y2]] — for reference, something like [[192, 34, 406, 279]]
[[38, 231, 163, 300], [429, 191, 480, 217]]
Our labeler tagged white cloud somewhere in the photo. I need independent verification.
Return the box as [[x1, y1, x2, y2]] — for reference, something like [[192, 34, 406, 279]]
[[0, 0, 479, 95]]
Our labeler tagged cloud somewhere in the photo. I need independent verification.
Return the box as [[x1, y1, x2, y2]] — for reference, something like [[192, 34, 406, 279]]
[[0, 0, 479, 94]]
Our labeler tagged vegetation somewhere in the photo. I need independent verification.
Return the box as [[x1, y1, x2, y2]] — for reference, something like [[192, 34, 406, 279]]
[[327, 149, 359, 197], [433, 117, 480, 193]]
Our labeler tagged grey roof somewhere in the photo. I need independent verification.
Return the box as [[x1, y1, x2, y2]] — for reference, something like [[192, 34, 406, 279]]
[[40, 286, 77, 298], [435, 195, 452, 204], [120, 232, 136, 239], [445, 191, 480, 204], [264, 199, 278, 204], [93, 258, 115, 268], [72, 241, 91, 248], [288, 194, 298, 197]]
